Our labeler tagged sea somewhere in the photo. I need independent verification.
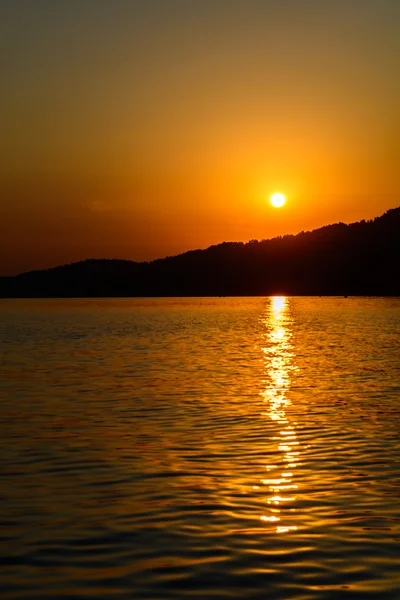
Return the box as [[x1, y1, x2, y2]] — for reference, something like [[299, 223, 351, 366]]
[[0, 297, 399, 599]]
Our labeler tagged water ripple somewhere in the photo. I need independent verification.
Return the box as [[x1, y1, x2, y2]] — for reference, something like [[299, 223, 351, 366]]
[[0, 297, 399, 598]]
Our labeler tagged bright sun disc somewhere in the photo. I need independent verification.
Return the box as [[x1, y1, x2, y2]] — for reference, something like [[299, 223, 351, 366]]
[[270, 193, 286, 208]]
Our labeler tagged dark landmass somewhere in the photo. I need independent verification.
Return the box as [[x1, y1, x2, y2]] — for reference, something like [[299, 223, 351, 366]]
[[1, 208, 399, 297]]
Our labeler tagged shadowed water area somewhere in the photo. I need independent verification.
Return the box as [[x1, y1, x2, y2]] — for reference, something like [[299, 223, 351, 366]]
[[0, 297, 399, 599]]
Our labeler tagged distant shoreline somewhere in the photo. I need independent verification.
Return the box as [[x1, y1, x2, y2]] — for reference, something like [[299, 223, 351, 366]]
[[1, 207, 399, 298]]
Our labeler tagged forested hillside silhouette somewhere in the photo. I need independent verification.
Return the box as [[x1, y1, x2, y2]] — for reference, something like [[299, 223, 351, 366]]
[[1, 207, 399, 297]]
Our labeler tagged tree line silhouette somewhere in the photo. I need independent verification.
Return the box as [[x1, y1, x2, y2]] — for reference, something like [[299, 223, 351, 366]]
[[1, 207, 399, 297]]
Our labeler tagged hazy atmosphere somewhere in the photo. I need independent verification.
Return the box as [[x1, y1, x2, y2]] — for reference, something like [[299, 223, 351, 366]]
[[1, 4, 400, 598], [1, 0, 399, 275]]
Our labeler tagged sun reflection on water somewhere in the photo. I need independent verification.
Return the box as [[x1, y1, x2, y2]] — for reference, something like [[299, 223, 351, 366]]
[[259, 296, 299, 533]]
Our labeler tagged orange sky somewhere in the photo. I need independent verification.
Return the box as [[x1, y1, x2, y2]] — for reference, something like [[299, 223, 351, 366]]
[[1, 0, 399, 275]]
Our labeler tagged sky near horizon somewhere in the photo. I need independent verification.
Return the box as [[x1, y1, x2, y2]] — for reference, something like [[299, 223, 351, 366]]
[[1, 0, 399, 275]]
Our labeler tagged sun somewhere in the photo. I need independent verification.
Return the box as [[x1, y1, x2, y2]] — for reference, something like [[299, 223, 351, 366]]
[[270, 193, 286, 208]]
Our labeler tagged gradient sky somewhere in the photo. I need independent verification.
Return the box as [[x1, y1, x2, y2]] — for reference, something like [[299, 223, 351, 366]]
[[1, 0, 399, 275]]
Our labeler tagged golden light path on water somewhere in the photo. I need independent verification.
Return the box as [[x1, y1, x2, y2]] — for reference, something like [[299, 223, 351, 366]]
[[259, 296, 300, 534]]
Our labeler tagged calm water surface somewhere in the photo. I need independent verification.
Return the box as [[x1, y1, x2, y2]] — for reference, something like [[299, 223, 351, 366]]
[[0, 297, 399, 599]]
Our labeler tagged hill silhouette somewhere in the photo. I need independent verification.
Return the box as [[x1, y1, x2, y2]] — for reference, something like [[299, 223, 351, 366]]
[[1, 207, 399, 297]]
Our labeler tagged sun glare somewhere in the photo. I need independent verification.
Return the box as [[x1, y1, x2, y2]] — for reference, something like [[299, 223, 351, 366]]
[[270, 193, 286, 208]]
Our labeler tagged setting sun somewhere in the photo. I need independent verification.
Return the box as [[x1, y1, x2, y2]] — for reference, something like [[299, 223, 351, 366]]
[[270, 193, 286, 208]]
